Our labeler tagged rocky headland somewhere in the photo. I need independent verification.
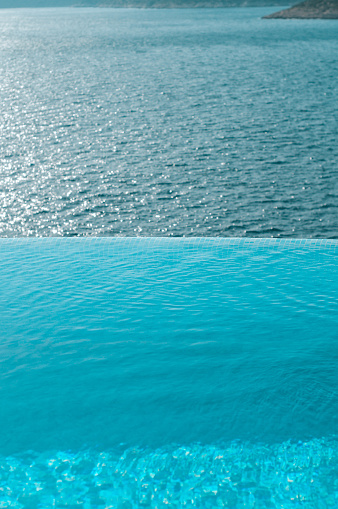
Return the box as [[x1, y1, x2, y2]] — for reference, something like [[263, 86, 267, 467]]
[[264, 0, 338, 18]]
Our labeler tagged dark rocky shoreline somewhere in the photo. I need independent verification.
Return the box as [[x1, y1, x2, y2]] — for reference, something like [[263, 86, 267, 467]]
[[264, 0, 338, 18]]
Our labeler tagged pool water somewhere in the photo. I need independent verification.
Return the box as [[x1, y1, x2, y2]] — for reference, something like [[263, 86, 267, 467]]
[[0, 238, 337, 507]]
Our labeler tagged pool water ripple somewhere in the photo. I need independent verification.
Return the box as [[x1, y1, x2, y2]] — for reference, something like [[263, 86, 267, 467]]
[[1, 438, 338, 508], [0, 238, 337, 506]]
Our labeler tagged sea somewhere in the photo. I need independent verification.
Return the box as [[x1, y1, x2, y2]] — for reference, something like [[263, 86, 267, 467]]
[[0, 7, 337, 509], [0, 7, 337, 238]]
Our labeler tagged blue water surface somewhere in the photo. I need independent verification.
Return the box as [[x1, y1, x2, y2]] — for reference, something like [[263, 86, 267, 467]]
[[0, 8, 337, 238], [0, 238, 337, 507]]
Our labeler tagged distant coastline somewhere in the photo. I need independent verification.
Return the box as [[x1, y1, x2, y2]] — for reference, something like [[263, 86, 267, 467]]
[[264, 0, 338, 17], [88, 0, 289, 6], [0, 0, 290, 8]]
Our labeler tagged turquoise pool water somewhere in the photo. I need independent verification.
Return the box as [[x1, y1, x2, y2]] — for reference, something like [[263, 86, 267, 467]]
[[0, 238, 337, 507]]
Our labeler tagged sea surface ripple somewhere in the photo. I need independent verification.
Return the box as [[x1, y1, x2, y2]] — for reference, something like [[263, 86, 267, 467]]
[[0, 8, 337, 238]]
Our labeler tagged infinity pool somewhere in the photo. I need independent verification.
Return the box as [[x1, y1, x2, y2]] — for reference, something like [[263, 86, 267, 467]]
[[0, 238, 337, 507]]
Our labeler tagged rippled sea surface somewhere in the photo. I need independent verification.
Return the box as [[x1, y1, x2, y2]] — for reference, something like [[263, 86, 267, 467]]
[[0, 8, 337, 238], [0, 238, 337, 507]]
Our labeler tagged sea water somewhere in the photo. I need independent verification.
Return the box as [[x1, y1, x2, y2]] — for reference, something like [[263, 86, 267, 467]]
[[0, 238, 337, 507], [0, 8, 337, 238]]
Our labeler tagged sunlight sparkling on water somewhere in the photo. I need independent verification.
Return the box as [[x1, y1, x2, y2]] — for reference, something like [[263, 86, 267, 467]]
[[0, 8, 337, 238], [2, 438, 337, 508]]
